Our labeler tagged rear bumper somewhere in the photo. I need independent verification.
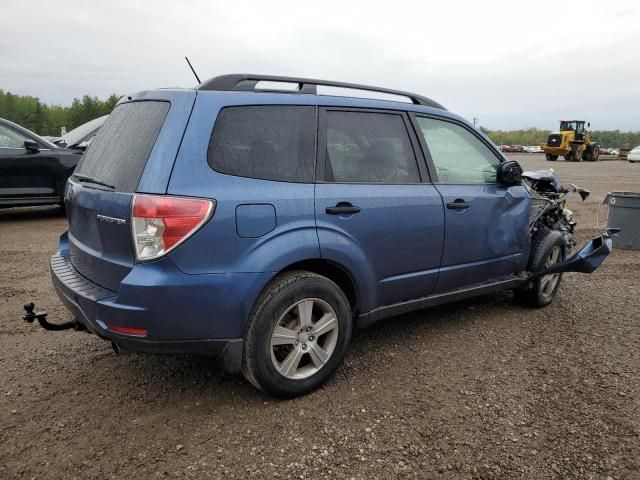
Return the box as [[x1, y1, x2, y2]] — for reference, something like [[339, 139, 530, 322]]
[[50, 247, 271, 372]]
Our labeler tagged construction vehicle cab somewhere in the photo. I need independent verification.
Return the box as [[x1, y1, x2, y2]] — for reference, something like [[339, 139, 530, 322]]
[[542, 120, 599, 162]]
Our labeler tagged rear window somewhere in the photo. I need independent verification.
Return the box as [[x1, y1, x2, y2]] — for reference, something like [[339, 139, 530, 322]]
[[74, 101, 169, 192], [208, 106, 316, 183]]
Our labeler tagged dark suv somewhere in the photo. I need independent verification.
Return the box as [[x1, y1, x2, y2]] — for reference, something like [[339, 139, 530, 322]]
[[0, 118, 82, 208], [50, 74, 613, 397]]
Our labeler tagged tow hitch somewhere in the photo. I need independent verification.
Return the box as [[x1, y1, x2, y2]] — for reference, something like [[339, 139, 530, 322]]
[[22, 302, 86, 332]]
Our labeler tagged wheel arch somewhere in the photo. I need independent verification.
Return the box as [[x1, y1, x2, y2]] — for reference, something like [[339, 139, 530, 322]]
[[278, 259, 360, 315]]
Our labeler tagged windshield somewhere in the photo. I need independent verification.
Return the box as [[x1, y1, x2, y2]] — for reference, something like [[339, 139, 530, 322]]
[[560, 121, 585, 134]]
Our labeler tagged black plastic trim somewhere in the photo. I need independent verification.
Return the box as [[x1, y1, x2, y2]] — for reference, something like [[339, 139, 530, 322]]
[[197, 74, 446, 110], [357, 276, 526, 328], [51, 253, 114, 301]]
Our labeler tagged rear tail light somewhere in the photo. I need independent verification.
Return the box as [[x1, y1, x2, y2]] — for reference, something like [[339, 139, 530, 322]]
[[132, 194, 214, 261]]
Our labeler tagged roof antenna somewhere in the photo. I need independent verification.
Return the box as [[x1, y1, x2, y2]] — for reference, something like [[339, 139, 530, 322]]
[[185, 56, 201, 84]]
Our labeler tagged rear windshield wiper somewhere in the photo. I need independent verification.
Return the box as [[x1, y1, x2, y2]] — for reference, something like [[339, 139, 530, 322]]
[[72, 174, 115, 190]]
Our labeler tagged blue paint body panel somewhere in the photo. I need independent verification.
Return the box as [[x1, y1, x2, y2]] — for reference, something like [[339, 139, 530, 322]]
[[52, 85, 536, 358], [236, 204, 277, 238], [434, 184, 531, 291], [315, 183, 445, 311]]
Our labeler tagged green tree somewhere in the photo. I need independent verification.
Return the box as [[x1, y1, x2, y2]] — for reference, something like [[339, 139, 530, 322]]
[[0, 90, 122, 136]]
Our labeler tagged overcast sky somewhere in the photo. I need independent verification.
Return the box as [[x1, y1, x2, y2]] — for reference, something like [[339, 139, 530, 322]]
[[2, 0, 639, 130]]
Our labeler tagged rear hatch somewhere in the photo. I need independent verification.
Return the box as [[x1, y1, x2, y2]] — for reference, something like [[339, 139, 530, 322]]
[[66, 92, 195, 291]]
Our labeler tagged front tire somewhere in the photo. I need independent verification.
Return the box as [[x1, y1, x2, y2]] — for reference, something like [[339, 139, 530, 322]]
[[546, 154, 558, 161], [242, 271, 352, 398], [515, 231, 566, 308], [571, 146, 583, 161]]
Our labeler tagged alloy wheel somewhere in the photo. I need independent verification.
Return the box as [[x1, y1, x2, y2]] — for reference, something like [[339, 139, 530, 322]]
[[540, 246, 562, 297], [270, 298, 339, 380]]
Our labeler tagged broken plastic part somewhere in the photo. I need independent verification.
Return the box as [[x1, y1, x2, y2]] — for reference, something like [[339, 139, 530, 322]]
[[529, 228, 620, 278]]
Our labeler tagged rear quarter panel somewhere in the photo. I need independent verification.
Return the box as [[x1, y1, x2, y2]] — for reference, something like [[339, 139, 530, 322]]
[[166, 93, 319, 276]]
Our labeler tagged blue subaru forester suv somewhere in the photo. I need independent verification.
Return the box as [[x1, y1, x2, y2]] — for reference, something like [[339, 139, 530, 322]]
[[51, 74, 614, 397]]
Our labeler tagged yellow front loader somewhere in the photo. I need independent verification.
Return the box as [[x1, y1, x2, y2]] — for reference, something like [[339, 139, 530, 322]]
[[541, 120, 600, 162]]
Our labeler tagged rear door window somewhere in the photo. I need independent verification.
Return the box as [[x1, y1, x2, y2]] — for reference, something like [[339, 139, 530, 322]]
[[323, 111, 420, 183], [208, 106, 316, 183], [74, 101, 170, 192]]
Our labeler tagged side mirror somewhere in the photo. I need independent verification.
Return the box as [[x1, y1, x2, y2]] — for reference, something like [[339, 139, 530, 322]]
[[24, 139, 40, 154], [497, 160, 523, 186]]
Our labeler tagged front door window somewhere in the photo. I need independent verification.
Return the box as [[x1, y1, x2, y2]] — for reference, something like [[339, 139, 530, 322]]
[[0, 125, 28, 149]]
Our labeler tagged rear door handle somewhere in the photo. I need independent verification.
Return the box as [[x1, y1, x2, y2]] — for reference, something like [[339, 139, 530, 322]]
[[446, 199, 470, 210], [326, 202, 361, 215]]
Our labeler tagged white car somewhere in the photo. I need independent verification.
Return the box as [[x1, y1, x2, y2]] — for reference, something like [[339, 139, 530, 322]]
[[628, 146, 640, 163], [51, 115, 108, 150]]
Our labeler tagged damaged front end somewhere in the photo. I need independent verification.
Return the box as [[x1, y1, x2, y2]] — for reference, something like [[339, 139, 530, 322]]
[[529, 228, 619, 279], [522, 168, 618, 278]]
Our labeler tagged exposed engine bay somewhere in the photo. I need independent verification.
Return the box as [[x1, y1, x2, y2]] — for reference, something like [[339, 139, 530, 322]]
[[522, 169, 590, 250]]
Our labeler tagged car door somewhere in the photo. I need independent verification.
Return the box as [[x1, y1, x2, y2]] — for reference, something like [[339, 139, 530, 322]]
[[411, 115, 530, 292], [0, 123, 60, 203], [315, 108, 445, 312]]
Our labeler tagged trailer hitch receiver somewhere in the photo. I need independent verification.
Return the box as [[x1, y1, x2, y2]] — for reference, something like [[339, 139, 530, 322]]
[[22, 302, 84, 331]]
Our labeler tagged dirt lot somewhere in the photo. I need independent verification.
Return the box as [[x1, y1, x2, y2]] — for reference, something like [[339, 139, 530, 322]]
[[1, 154, 638, 479]]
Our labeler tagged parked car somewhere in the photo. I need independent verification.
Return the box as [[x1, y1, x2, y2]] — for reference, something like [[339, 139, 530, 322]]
[[0, 118, 82, 208], [528, 145, 543, 153], [47, 74, 614, 397], [500, 144, 518, 152], [628, 146, 640, 163], [52, 115, 108, 150]]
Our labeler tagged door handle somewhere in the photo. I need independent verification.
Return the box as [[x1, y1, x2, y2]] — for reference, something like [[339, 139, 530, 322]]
[[326, 202, 361, 215], [446, 199, 470, 210]]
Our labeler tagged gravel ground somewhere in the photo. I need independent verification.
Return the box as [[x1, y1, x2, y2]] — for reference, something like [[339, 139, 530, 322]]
[[1, 154, 638, 479]]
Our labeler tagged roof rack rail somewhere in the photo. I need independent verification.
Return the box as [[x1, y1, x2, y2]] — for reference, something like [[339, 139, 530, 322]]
[[197, 74, 445, 110]]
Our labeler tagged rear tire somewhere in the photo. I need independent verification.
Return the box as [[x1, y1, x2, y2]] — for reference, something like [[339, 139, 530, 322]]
[[546, 154, 558, 161], [242, 271, 352, 398], [515, 231, 566, 308]]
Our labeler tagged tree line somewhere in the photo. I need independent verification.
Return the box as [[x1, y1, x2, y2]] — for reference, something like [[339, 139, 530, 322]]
[[481, 127, 640, 148], [0, 90, 120, 137], [1, 89, 638, 147]]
